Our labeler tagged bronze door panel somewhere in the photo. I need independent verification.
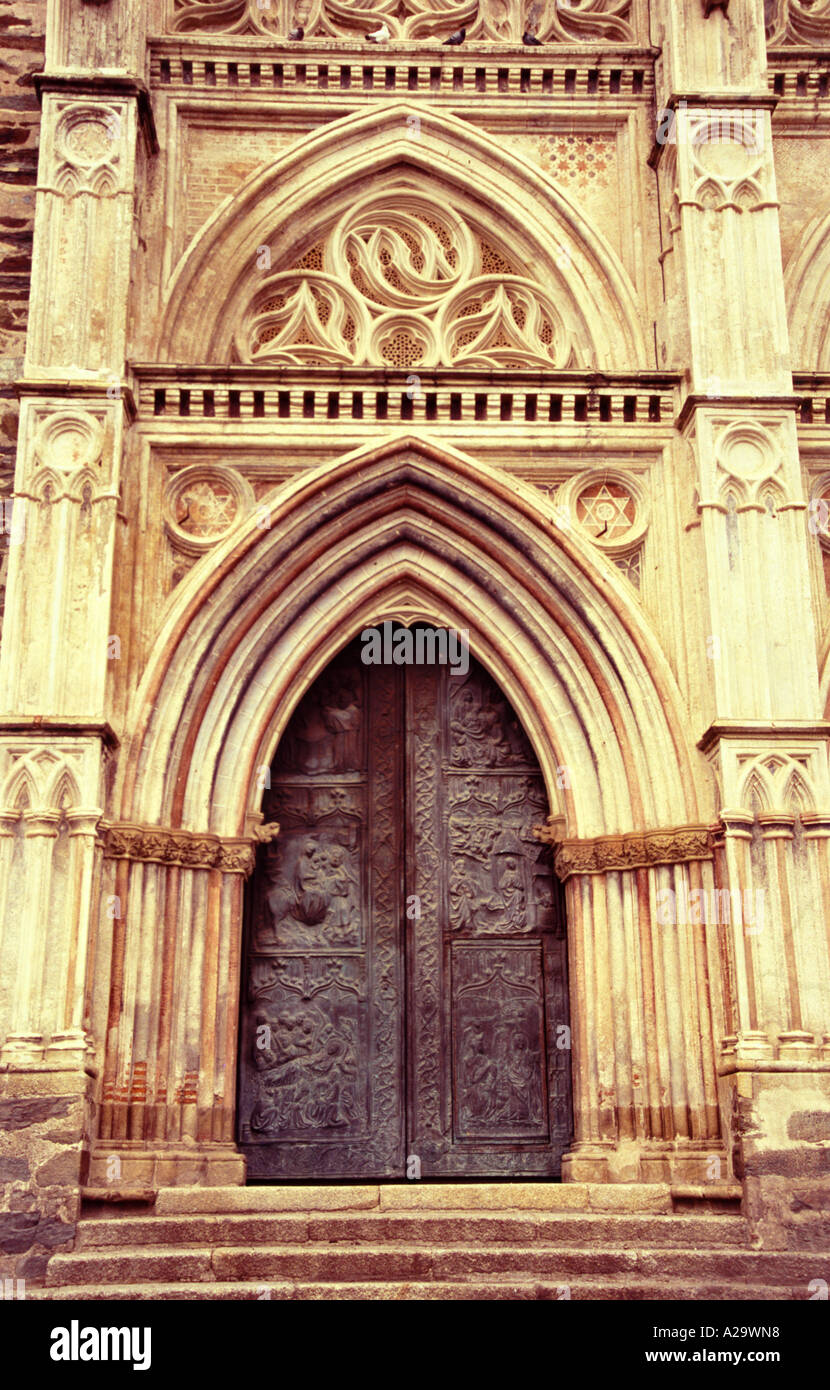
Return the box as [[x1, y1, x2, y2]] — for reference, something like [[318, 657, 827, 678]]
[[406, 655, 572, 1177], [238, 642, 405, 1178]]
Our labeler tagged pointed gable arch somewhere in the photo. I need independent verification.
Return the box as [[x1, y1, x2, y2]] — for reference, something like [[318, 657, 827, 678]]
[[157, 103, 649, 371], [118, 436, 707, 844]]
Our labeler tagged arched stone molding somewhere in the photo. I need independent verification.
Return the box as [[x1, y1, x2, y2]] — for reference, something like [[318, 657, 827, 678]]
[[118, 435, 706, 844], [156, 103, 649, 372], [784, 206, 830, 372]]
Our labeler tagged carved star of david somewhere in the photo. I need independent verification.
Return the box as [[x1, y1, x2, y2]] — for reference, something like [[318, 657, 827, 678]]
[[175, 480, 237, 536], [576, 483, 635, 540]]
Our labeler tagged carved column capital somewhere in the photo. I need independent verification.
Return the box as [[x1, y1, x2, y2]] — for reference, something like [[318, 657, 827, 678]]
[[22, 810, 62, 838], [534, 822, 716, 881], [100, 820, 260, 876], [65, 807, 104, 837], [755, 811, 796, 841]]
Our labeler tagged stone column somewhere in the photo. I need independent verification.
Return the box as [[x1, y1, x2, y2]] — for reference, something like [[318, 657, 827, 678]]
[[86, 823, 259, 1188], [653, 0, 830, 1245], [541, 825, 727, 1185]]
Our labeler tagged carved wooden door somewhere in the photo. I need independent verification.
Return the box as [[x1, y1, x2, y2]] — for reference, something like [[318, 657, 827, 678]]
[[237, 631, 572, 1179]]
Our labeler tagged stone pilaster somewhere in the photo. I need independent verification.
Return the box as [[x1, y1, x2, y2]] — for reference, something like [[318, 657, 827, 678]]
[[0, 0, 151, 1280], [652, 0, 830, 1245]]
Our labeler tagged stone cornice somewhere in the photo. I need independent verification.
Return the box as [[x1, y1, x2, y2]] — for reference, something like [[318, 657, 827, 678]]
[[697, 719, 830, 753], [14, 378, 137, 421], [99, 820, 279, 875], [533, 821, 716, 880], [0, 718, 120, 750], [676, 394, 802, 434]]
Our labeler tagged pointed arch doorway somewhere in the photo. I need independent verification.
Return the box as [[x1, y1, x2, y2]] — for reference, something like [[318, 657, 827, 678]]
[[237, 627, 572, 1180]]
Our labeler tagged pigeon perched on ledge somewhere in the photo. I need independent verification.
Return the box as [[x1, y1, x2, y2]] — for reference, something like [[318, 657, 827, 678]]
[[287, 25, 304, 39], [443, 26, 466, 44], [367, 23, 391, 41], [522, 31, 542, 45]]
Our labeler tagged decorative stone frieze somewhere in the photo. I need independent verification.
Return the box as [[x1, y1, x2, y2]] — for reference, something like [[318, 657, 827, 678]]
[[99, 819, 278, 875], [534, 819, 716, 880]]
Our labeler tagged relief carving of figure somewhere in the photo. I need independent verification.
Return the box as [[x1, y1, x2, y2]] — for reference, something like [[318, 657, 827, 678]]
[[250, 1004, 358, 1133], [280, 672, 362, 773], [449, 827, 533, 934], [450, 677, 534, 767], [497, 855, 527, 932], [459, 1007, 543, 1130], [260, 834, 361, 946]]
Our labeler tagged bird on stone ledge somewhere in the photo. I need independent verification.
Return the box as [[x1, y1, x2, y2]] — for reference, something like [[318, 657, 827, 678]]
[[367, 22, 391, 41], [522, 30, 542, 44], [287, 25, 304, 39], [443, 26, 466, 44]]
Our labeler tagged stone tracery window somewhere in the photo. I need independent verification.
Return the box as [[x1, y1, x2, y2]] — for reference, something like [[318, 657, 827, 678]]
[[764, 0, 830, 46], [170, 0, 637, 44], [236, 192, 576, 369]]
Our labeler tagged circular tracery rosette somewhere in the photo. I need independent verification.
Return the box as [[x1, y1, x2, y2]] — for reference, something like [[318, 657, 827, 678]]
[[368, 313, 441, 369], [239, 272, 370, 365], [327, 196, 476, 312], [434, 276, 572, 369]]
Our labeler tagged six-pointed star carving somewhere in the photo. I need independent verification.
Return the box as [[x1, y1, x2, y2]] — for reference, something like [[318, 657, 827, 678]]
[[577, 482, 635, 539]]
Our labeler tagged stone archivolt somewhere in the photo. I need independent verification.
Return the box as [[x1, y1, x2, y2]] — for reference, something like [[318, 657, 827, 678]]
[[237, 192, 575, 370], [159, 105, 648, 369], [170, 0, 636, 44]]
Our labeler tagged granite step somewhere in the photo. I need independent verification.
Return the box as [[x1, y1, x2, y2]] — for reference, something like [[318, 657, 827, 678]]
[[32, 1277, 803, 1301], [45, 1240, 823, 1288], [73, 1209, 753, 1251]]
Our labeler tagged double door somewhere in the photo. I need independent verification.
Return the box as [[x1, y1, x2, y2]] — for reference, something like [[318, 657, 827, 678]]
[[238, 630, 572, 1178]]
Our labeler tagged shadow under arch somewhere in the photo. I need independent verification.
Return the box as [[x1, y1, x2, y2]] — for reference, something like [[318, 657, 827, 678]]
[[155, 101, 649, 371], [117, 434, 707, 844]]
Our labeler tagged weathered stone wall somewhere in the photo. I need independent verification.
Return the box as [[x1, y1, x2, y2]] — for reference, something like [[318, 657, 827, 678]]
[[0, 1078, 91, 1284]]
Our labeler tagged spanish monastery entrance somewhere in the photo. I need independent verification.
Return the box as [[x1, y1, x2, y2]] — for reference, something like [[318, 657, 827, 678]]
[[237, 629, 572, 1180]]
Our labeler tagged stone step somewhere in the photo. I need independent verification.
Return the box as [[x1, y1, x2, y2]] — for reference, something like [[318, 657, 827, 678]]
[[32, 1277, 800, 1302], [74, 1209, 752, 1251], [45, 1241, 821, 1288], [139, 1182, 684, 1216]]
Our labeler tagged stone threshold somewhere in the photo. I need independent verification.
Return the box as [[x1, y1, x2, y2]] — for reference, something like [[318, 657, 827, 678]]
[[81, 1181, 742, 1216]]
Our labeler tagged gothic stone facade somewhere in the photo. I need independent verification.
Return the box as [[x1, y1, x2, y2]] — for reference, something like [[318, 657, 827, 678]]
[[2, 0, 830, 1281]]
